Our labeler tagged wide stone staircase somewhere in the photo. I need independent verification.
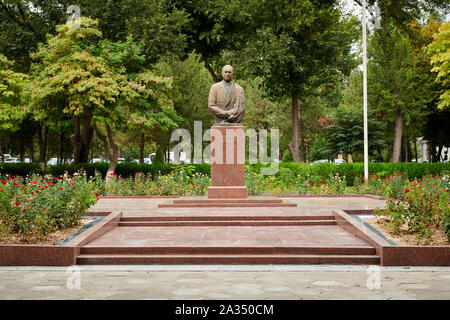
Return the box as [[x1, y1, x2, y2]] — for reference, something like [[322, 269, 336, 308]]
[[76, 209, 380, 265]]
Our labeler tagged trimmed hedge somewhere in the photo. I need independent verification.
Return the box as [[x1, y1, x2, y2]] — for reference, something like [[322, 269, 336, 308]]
[[0, 163, 44, 176], [272, 162, 450, 185], [0, 162, 449, 183]]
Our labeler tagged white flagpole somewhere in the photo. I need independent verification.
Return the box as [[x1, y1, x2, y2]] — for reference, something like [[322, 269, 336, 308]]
[[362, 0, 369, 181]]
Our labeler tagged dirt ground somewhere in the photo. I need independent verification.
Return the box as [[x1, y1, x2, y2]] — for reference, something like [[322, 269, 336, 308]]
[[0, 218, 95, 245], [364, 216, 450, 246]]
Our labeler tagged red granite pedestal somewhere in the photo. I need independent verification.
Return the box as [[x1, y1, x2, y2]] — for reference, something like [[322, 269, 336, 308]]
[[208, 125, 248, 199]]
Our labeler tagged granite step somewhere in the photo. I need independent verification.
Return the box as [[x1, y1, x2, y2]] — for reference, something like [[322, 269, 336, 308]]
[[80, 246, 376, 255], [76, 253, 380, 265], [173, 199, 283, 204], [158, 203, 298, 208], [120, 215, 335, 222], [118, 220, 337, 227]]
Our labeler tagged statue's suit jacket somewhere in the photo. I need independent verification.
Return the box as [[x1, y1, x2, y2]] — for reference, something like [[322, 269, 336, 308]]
[[208, 81, 245, 124]]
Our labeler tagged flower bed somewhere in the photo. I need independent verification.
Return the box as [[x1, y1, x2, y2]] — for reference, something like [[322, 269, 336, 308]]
[[0, 168, 448, 246], [373, 174, 449, 244], [0, 173, 97, 242]]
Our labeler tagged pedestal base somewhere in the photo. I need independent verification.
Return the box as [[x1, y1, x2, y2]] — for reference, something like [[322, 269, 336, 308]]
[[208, 125, 247, 199], [207, 186, 248, 199]]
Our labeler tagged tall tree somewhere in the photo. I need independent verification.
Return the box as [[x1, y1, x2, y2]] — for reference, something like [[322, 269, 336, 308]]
[[427, 22, 450, 110], [0, 54, 27, 159], [238, 0, 358, 162], [28, 18, 180, 173]]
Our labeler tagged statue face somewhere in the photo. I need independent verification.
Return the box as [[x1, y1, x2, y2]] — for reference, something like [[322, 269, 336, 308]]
[[222, 65, 233, 83]]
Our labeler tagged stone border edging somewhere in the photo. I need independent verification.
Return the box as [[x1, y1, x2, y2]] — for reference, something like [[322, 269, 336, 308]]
[[101, 196, 180, 198], [332, 209, 450, 266], [277, 195, 388, 200], [0, 211, 122, 266]]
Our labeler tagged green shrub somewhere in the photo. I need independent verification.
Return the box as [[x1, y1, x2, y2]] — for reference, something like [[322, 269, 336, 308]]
[[282, 149, 293, 162], [0, 173, 97, 240], [153, 146, 164, 164], [0, 163, 43, 176]]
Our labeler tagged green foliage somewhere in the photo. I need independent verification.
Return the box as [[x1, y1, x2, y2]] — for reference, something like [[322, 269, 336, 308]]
[[0, 54, 28, 131], [282, 149, 293, 162], [427, 22, 450, 109], [374, 174, 449, 243], [0, 163, 43, 176], [0, 172, 97, 240], [99, 171, 210, 196], [154, 52, 213, 135], [326, 101, 387, 159], [153, 146, 164, 165]]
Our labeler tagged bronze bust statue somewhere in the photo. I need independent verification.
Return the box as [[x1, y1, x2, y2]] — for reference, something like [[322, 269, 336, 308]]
[[208, 65, 245, 125]]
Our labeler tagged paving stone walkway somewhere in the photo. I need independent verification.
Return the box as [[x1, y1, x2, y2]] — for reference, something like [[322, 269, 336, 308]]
[[0, 266, 449, 299]]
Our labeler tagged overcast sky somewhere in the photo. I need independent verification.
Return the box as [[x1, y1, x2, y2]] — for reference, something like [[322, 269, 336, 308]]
[[340, 0, 450, 22]]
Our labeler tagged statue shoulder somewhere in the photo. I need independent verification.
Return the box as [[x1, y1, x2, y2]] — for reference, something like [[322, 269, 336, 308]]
[[234, 83, 244, 93]]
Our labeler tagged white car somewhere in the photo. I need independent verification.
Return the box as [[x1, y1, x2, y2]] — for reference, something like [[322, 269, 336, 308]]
[[314, 159, 329, 163], [333, 159, 347, 165], [47, 158, 58, 165], [4, 157, 20, 163]]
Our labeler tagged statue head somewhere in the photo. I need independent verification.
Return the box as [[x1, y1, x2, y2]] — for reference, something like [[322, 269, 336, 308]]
[[221, 65, 234, 83]]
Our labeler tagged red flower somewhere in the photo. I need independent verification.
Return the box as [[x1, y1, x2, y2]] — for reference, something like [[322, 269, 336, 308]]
[[32, 180, 37, 184], [420, 210, 424, 214], [436, 195, 440, 199], [405, 189, 410, 193], [95, 192, 99, 197], [13, 182, 18, 186], [1, 180, 6, 185], [31, 191, 35, 195], [15, 201, 20, 206], [42, 208, 46, 211]]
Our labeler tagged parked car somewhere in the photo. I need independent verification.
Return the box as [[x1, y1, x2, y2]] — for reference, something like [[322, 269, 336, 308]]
[[47, 158, 58, 166], [314, 159, 329, 163], [91, 158, 109, 163], [333, 159, 346, 165], [4, 157, 20, 163]]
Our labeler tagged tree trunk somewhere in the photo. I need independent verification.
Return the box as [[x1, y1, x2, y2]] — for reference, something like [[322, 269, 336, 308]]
[[205, 61, 219, 83], [72, 113, 94, 164], [94, 124, 118, 177], [299, 102, 307, 162], [29, 136, 34, 162], [58, 124, 63, 164], [390, 108, 403, 163], [72, 115, 81, 163], [289, 95, 301, 162], [436, 144, 444, 162], [0, 134, 3, 162], [37, 123, 49, 167], [402, 135, 409, 162], [19, 141, 25, 162], [81, 113, 94, 162], [139, 133, 145, 164], [413, 137, 418, 162]]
